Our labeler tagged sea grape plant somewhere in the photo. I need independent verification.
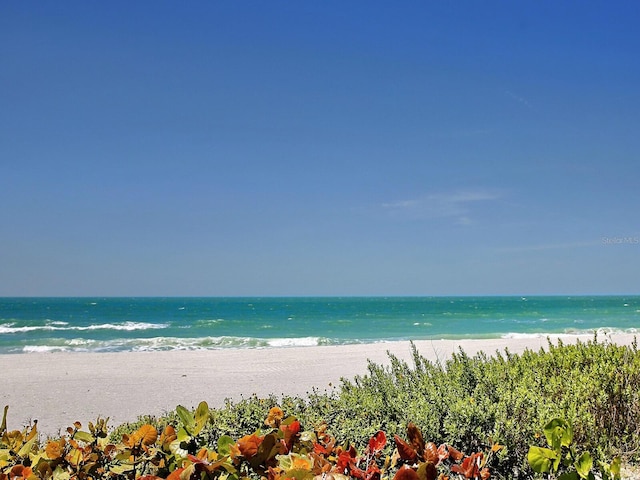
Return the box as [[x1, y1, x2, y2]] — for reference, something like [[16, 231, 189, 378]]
[[527, 418, 621, 480], [0, 404, 497, 480]]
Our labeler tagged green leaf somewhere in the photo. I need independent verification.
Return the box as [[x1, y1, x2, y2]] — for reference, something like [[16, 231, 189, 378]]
[[74, 430, 95, 444], [528, 446, 558, 473], [250, 433, 278, 470], [558, 472, 579, 480], [575, 452, 593, 479], [176, 426, 190, 443], [194, 401, 210, 435], [17, 435, 37, 458], [109, 464, 134, 474], [599, 457, 620, 480], [278, 454, 293, 471], [176, 405, 196, 434], [609, 457, 621, 480], [1, 406, 7, 435], [169, 438, 189, 458], [217, 435, 235, 456], [52, 466, 71, 480], [544, 418, 573, 451]]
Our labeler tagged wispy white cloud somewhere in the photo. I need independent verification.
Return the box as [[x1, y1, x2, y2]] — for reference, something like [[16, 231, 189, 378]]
[[381, 188, 501, 224], [505, 90, 533, 110]]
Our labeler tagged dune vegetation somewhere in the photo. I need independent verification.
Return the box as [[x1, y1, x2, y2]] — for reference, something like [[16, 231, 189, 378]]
[[2, 337, 639, 479]]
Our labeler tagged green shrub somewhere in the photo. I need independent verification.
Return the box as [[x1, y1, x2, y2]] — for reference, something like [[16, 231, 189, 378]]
[[326, 337, 640, 478], [108, 336, 640, 479]]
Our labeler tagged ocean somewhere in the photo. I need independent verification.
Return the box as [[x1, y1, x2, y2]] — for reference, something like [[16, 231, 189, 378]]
[[0, 296, 639, 354]]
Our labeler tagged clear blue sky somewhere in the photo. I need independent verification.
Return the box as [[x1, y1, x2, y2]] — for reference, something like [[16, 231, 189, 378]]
[[2, 1, 639, 296]]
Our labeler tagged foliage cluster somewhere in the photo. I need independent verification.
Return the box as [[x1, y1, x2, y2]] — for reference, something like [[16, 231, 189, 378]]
[[3, 337, 640, 480], [527, 418, 621, 480], [1, 403, 498, 480], [160, 337, 638, 478], [297, 337, 640, 478]]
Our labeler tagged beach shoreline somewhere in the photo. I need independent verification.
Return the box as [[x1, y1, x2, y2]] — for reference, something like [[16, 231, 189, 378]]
[[1, 333, 635, 438]]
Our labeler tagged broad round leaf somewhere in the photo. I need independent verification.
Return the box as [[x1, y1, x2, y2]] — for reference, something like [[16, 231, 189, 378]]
[[137, 424, 158, 446], [575, 451, 593, 479], [394, 465, 420, 480], [527, 446, 557, 474], [45, 441, 63, 460]]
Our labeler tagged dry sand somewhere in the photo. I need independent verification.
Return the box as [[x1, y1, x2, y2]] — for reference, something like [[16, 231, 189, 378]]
[[1, 333, 635, 437]]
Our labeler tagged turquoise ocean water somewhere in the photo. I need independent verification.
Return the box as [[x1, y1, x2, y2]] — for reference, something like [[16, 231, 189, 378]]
[[0, 296, 639, 353]]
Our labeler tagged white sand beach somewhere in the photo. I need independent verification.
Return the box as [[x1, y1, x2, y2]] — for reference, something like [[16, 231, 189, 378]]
[[1, 334, 635, 438]]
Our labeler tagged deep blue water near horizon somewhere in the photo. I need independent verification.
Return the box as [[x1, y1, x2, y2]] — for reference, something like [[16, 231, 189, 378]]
[[0, 296, 639, 354]]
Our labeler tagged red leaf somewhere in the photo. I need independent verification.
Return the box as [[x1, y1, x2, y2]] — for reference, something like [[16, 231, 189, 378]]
[[350, 464, 367, 479], [337, 451, 353, 471], [314, 442, 330, 455], [368, 431, 387, 453], [365, 464, 382, 480], [393, 465, 419, 480], [281, 420, 300, 437], [451, 453, 482, 479], [394, 435, 418, 463], [424, 442, 439, 464], [281, 420, 301, 452], [407, 423, 425, 458]]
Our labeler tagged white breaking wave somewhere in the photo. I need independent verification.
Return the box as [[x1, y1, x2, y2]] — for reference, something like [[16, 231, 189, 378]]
[[267, 337, 323, 347], [77, 322, 168, 331], [17, 335, 341, 353], [501, 327, 639, 340], [22, 345, 69, 353], [0, 321, 168, 334]]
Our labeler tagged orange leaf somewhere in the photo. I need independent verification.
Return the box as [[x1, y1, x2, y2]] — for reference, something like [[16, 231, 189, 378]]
[[10, 466, 25, 477], [104, 444, 117, 458], [166, 467, 184, 480], [292, 456, 313, 470], [160, 425, 177, 448], [447, 446, 464, 462], [407, 423, 425, 458], [45, 440, 63, 460], [394, 435, 418, 463], [394, 465, 419, 480], [137, 424, 158, 446], [237, 433, 263, 459], [265, 407, 284, 428]]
